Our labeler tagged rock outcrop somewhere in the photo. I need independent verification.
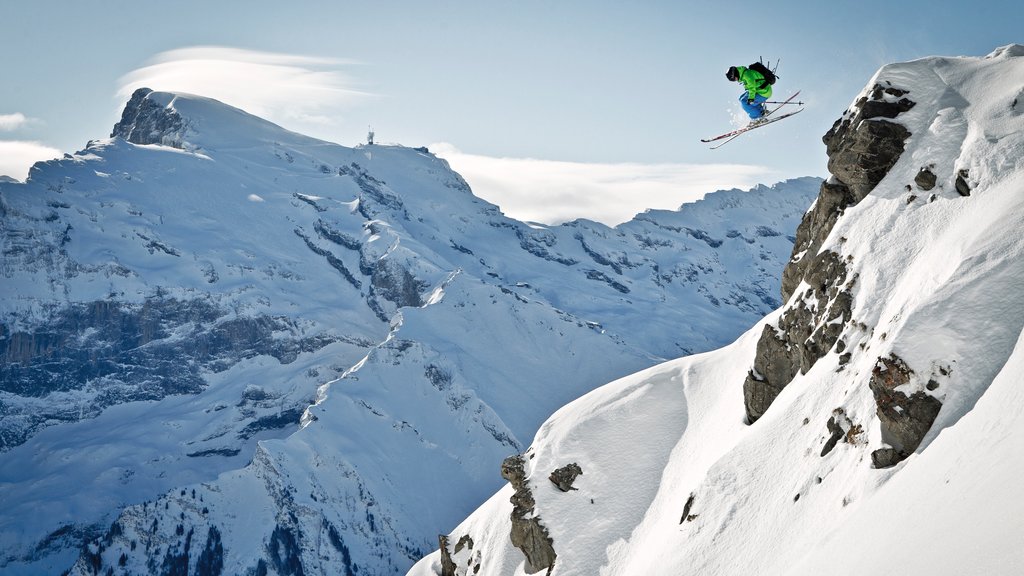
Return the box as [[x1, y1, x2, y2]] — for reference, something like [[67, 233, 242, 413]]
[[438, 534, 478, 576], [501, 455, 556, 574], [744, 250, 854, 423], [868, 355, 942, 467], [548, 463, 583, 492], [781, 83, 914, 300], [111, 88, 187, 148], [747, 83, 915, 424], [0, 298, 336, 451]]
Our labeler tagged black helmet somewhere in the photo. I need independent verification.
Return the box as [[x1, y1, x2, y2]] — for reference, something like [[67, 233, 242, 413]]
[[726, 66, 739, 81]]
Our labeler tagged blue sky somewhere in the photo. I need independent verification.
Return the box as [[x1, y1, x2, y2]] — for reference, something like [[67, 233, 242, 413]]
[[1, 0, 1019, 224]]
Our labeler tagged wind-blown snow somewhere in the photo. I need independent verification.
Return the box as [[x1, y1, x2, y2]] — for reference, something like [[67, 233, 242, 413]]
[[411, 45, 1024, 576]]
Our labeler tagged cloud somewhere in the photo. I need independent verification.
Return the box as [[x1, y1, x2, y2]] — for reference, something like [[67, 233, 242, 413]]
[[118, 46, 371, 138], [0, 113, 29, 131], [0, 141, 62, 181], [430, 143, 779, 226]]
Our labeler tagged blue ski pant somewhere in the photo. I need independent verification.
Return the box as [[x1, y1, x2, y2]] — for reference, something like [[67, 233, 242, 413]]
[[739, 93, 768, 119]]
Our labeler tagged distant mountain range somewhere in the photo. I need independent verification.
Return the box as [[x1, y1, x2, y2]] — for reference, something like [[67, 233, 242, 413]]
[[0, 87, 818, 575]]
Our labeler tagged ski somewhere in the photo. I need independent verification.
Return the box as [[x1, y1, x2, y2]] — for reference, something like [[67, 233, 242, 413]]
[[704, 108, 804, 149], [701, 90, 802, 147]]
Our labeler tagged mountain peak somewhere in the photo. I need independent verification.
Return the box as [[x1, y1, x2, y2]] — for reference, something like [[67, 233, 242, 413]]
[[111, 87, 186, 147], [987, 43, 1024, 59], [110, 87, 321, 151]]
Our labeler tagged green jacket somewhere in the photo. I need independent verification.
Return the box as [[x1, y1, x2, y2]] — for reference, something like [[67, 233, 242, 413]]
[[737, 66, 773, 100]]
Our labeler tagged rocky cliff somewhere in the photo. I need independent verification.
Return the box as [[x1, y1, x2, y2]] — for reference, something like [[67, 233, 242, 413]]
[[410, 45, 1024, 576], [743, 80, 935, 464]]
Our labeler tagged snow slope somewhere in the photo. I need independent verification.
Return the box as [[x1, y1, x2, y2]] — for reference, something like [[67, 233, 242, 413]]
[[411, 45, 1024, 576], [0, 90, 818, 574]]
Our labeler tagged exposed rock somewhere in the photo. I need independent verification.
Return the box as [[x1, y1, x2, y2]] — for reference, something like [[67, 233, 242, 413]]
[[747, 82, 915, 423], [111, 88, 187, 148], [743, 325, 798, 424], [868, 355, 942, 461], [453, 535, 474, 555], [548, 463, 583, 492], [679, 493, 697, 524], [857, 85, 916, 120], [821, 414, 846, 457], [784, 83, 911, 300], [823, 84, 914, 201], [820, 408, 861, 457], [745, 251, 854, 423], [370, 257, 427, 308], [501, 455, 556, 574], [955, 168, 972, 196], [438, 534, 458, 576], [870, 447, 908, 469], [438, 534, 478, 576], [0, 298, 337, 451], [782, 180, 858, 300], [915, 167, 937, 191]]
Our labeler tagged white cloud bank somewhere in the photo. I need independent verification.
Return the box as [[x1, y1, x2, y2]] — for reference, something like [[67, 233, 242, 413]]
[[0, 141, 62, 181], [0, 113, 29, 131], [430, 143, 780, 226], [118, 46, 370, 138]]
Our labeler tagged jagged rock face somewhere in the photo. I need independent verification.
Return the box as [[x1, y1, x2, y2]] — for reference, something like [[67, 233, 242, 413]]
[[782, 84, 915, 301], [438, 535, 458, 576], [0, 298, 335, 451], [371, 257, 427, 310], [749, 83, 916, 423], [744, 250, 853, 423], [868, 355, 942, 463], [438, 535, 477, 576], [111, 87, 186, 148], [781, 179, 856, 300], [500, 455, 556, 574], [824, 83, 915, 200]]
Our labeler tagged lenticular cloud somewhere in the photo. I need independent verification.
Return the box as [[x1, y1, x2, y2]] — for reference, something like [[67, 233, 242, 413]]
[[117, 45, 370, 131]]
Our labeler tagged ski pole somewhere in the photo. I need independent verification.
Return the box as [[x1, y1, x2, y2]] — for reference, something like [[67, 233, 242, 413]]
[[764, 100, 805, 105]]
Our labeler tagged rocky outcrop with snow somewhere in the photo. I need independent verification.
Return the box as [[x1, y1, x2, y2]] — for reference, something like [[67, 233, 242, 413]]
[[411, 45, 1024, 576], [0, 90, 816, 574]]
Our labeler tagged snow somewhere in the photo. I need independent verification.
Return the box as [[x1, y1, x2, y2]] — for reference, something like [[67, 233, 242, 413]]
[[0, 88, 816, 574], [411, 45, 1024, 576], [790, 324, 1024, 576]]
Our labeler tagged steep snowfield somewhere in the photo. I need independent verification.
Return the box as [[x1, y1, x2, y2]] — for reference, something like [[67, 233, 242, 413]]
[[0, 89, 818, 574], [411, 45, 1024, 576]]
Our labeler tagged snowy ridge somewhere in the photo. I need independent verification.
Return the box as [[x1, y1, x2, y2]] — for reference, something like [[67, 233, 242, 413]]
[[0, 90, 817, 574], [411, 45, 1024, 576]]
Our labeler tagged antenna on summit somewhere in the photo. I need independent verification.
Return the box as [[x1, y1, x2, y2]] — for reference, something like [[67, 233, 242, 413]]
[[367, 125, 375, 145]]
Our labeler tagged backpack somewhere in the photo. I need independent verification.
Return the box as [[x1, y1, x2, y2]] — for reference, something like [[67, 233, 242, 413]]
[[748, 61, 777, 87]]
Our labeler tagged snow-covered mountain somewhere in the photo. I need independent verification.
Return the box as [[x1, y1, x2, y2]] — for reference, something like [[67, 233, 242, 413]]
[[410, 45, 1024, 576], [0, 88, 818, 574]]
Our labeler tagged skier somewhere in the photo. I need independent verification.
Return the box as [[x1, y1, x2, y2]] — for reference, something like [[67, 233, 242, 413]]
[[726, 65, 773, 123]]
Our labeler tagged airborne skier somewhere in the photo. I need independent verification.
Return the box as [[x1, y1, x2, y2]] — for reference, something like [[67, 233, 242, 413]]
[[701, 60, 802, 149], [726, 64, 773, 123]]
